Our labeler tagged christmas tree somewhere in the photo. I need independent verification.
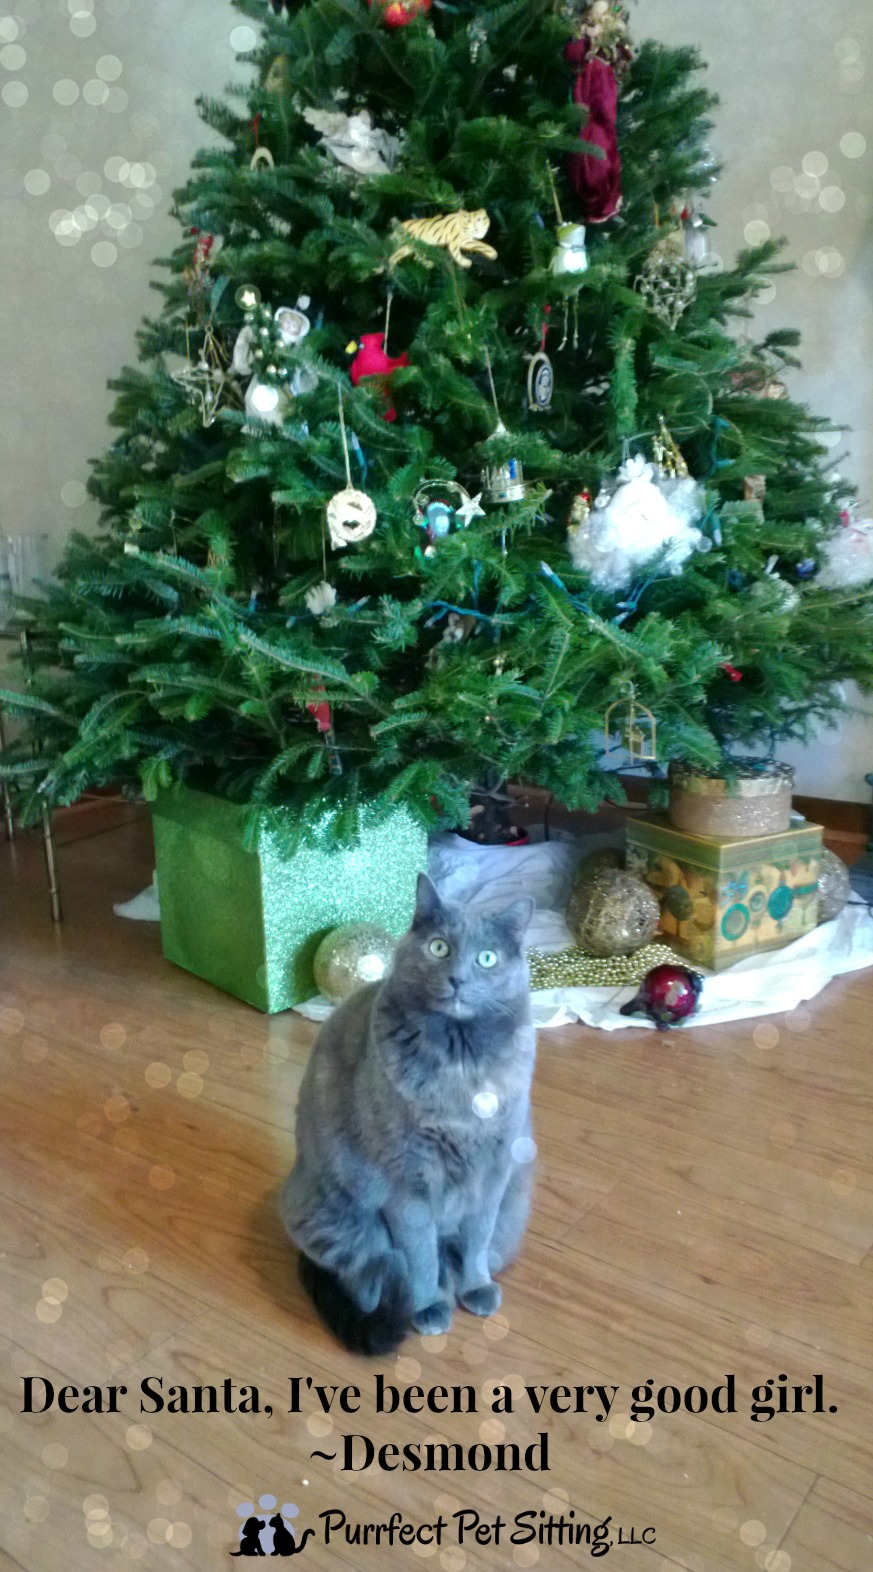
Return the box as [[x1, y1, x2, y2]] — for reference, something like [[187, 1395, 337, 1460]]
[[4, 0, 873, 842]]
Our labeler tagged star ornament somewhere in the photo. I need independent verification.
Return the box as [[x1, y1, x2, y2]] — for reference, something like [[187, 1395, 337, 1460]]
[[455, 491, 485, 528], [171, 357, 226, 426]]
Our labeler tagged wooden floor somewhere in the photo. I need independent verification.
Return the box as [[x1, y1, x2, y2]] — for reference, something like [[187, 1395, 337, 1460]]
[[1, 812, 872, 1571]]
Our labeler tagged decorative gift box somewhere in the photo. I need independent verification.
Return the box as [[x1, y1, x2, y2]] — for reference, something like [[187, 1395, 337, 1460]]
[[626, 814, 822, 972], [151, 785, 427, 1012], [668, 759, 795, 838]]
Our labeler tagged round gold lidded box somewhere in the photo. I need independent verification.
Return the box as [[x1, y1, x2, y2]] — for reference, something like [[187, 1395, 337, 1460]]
[[668, 760, 795, 838]]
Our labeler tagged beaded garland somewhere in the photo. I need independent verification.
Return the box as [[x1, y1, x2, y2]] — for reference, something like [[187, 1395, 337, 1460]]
[[527, 941, 685, 990]]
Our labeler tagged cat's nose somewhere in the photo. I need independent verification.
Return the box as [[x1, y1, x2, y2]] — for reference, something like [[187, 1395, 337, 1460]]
[[448, 975, 461, 991]]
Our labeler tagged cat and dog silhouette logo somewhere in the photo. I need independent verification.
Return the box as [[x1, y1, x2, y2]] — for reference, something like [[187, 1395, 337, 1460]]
[[232, 1498, 314, 1558]]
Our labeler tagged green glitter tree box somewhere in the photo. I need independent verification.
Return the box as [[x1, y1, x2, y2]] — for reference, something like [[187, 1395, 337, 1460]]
[[151, 785, 427, 1012], [626, 815, 822, 972]]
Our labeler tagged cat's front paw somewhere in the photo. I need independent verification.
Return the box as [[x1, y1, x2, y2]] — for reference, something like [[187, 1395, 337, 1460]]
[[460, 1281, 502, 1317], [412, 1300, 454, 1336]]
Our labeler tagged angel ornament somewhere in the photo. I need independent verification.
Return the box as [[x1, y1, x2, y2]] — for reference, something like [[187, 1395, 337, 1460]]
[[568, 452, 705, 591], [302, 106, 401, 177]]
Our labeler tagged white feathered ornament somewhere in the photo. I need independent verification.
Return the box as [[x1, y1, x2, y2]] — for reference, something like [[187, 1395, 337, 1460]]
[[568, 453, 706, 591], [817, 513, 873, 590], [302, 107, 401, 177], [747, 555, 800, 613]]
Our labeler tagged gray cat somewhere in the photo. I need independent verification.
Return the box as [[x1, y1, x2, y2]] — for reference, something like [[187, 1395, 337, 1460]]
[[280, 873, 536, 1354]]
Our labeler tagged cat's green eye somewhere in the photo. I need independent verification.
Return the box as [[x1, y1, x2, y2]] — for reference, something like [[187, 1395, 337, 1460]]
[[477, 949, 499, 969], [429, 937, 451, 959]]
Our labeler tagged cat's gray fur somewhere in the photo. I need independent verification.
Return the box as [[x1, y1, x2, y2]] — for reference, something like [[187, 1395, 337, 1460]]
[[280, 873, 536, 1354]]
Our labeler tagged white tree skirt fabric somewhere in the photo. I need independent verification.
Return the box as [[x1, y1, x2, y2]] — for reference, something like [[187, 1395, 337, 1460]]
[[295, 830, 873, 1031]]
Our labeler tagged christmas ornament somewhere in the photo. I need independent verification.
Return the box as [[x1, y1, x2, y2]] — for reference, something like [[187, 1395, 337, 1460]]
[[566, 489, 592, 542], [326, 489, 377, 550], [302, 106, 401, 178], [305, 581, 337, 617], [389, 209, 497, 270], [575, 846, 625, 884], [184, 230, 218, 300], [731, 360, 789, 400], [568, 451, 705, 590], [306, 688, 343, 775], [524, 307, 554, 413], [245, 376, 290, 427], [264, 55, 290, 93], [480, 349, 532, 505], [619, 963, 703, 1029], [455, 490, 486, 528], [275, 300, 312, 347], [482, 445, 527, 504], [575, 0, 634, 69], [233, 298, 311, 373], [744, 475, 767, 504], [566, 868, 660, 957], [313, 923, 398, 1003], [682, 204, 711, 268], [603, 682, 657, 763], [527, 353, 553, 412], [235, 283, 261, 311], [348, 330, 409, 423], [427, 611, 480, 663], [635, 229, 697, 328], [233, 290, 317, 422], [796, 558, 818, 581], [565, 3, 633, 224], [171, 325, 231, 427], [551, 220, 589, 276], [250, 146, 275, 173], [413, 480, 484, 549], [368, 0, 432, 26], [817, 512, 873, 590], [748, 556, 801, 614], [326, 394, 378, 549], [231, 324, 256, 376], [653, 418, 709, 543], [817, 848, 851, 924]]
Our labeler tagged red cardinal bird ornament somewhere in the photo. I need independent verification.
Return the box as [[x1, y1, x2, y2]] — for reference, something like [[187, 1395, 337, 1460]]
[[348, 332, 409, 422]]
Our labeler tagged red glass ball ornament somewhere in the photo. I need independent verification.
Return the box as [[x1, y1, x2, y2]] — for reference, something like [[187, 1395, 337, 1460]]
[[369, 0, 432, 27], [619, 963, 703, 1030]]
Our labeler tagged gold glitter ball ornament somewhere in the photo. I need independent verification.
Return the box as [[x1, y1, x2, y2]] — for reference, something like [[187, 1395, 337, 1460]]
[[817, 848, 851, 924], [575, 846, 625, 886], [313, 923, 398, 1004], [566, 868, 660, 957]]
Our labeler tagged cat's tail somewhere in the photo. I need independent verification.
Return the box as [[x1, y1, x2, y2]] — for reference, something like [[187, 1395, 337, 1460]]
[[298, 1251, 411, 1356]]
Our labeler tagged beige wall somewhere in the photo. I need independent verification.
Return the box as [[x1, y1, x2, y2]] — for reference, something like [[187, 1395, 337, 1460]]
[[650, 0, 873, 802], [2, 0, 872, 799]]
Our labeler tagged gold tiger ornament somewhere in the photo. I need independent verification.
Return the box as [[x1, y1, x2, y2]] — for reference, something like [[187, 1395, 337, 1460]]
[[389, 208, 497, 269]]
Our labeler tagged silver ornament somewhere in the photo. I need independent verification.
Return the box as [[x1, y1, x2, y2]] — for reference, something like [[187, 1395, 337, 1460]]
[[634, 251, 697, 330], [817, 849, 851, 924], [527, 350, 554, 412], [483, 458, 526, 503], [313, 923, 398, 1003], [326, 487, 377, 548]]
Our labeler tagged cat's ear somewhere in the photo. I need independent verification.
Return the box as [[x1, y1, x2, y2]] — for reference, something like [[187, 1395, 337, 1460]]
[[413, 872, 447, 929], [493, 896, 535, 945]]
